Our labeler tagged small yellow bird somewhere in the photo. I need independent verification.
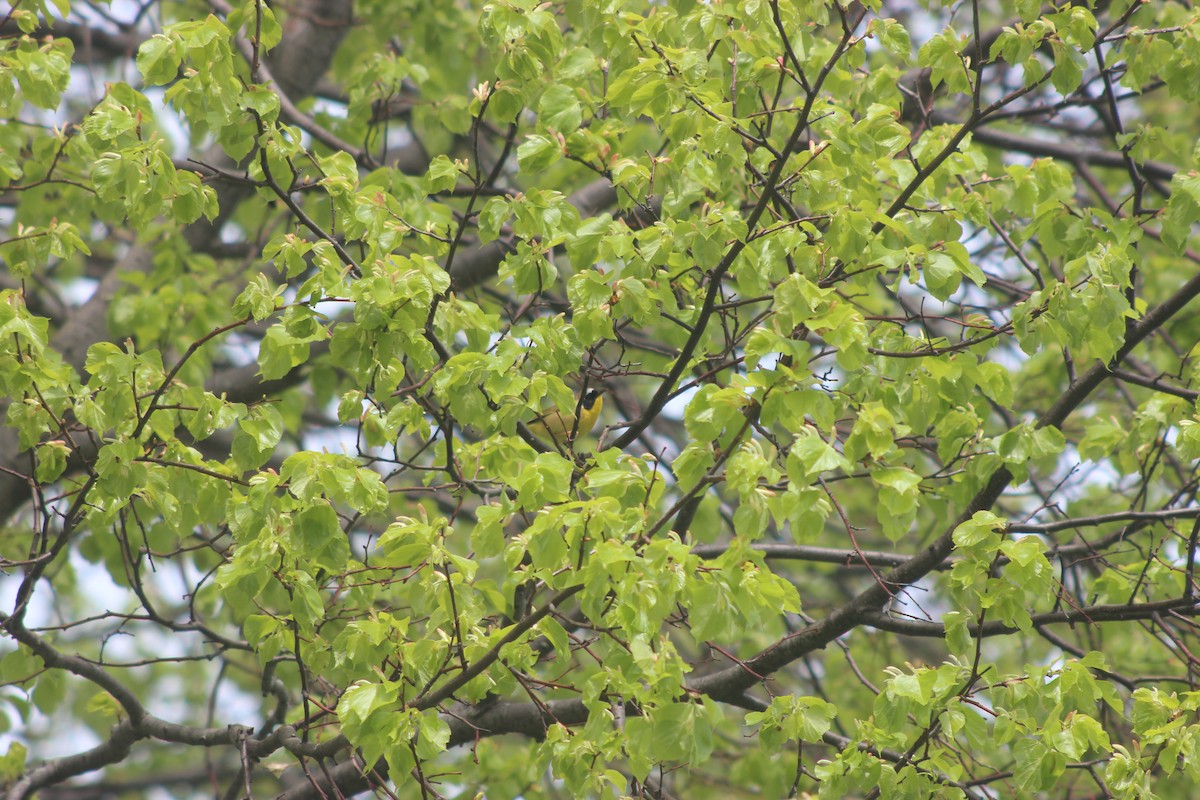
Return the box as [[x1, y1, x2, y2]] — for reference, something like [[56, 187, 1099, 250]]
[[527, 389, 604, 445]]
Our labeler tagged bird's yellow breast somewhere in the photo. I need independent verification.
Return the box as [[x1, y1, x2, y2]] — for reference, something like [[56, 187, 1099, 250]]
[[527, 391, 603, 444]]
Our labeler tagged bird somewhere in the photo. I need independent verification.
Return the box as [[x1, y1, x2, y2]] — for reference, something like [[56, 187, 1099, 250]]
[[526, 389, 604, 446]]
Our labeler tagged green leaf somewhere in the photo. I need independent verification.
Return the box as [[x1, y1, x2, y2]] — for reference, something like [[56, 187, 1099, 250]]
[[0, 742, 27, 783], [538, 84, 583, 132], [292, 503, 351, 572], [258, 325, 311, 380], [917, 28, 971, 93], [924, 251, 962, 301], [137, 35, 182, 85], [515, 451, 573, 506], [871, 18, 911, 57], [34, 440, 69, 483], [32, 668, 66, 715], [1050, 40, 1085, 96], [787, 428, 852, 483], [953, 511, 1006, 548], [231, 404, 284, 470], [338, 679, 399, 727], [424, 154, 461, 193], [517, 133, 562, 172]]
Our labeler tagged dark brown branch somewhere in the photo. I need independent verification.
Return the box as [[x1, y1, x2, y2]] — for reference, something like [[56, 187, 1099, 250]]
[[860, 598, 1200, 638]]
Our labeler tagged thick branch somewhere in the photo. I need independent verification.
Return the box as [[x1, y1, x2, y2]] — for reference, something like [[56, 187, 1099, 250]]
[[0, 18, 147, 63], [860, 597, 1200, 638], [689, 259, 1200, 703]]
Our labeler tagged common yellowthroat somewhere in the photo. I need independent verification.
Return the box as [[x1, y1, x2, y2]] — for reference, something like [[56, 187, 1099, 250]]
[[527, 389, 604, 445]]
